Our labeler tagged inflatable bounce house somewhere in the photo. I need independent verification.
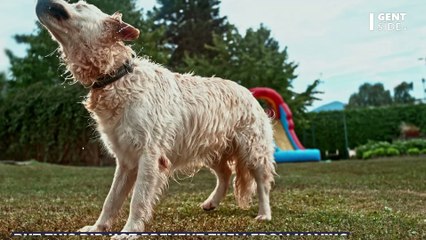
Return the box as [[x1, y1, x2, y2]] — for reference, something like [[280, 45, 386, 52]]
[[250, 87, 321, 163]]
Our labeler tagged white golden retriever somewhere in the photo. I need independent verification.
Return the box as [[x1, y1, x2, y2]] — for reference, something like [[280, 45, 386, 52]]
[[36, 0, 276, 237]]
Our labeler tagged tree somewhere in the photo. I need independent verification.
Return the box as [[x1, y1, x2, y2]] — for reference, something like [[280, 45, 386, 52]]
[[154, 0, 229, 69], [6, 26, 62, 88], [394, 81, 415, 104], [183, 25, 321, 118], [347, 83, 392, 109], [5, 0, 169, 90], [0, 72, 7, 96]]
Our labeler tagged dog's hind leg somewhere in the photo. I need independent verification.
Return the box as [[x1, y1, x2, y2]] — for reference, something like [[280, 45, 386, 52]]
[[252, 160, 275, 221], [234, 153, 275, 221], [201, 158, 232, 211], [79, 163, 138, 232], [234, 127, 275, 220]]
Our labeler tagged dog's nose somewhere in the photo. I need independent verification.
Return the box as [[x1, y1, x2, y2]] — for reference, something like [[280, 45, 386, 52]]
[[36, 0, 51, 17], [36, 0, 70, 21]]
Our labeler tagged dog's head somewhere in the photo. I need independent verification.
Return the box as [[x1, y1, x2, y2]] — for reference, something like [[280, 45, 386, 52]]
[[35, 0, 140, 85]]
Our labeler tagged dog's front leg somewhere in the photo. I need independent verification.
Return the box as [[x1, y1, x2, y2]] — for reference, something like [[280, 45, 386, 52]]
[[79, 163, 137, 232], [115, 150, 162, 236]]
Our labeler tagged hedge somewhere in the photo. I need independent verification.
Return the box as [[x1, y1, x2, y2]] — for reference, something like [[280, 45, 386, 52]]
[[297, 104, 426, 159], [0, 83, 111, 165], [1, 82, 425, 164]]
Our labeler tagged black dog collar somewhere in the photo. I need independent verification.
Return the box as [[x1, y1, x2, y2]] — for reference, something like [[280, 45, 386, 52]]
[[92, 60, 134, 89]]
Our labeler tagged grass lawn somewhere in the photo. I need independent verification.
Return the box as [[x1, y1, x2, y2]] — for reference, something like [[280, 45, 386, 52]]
[[1, 157, 425, 239]]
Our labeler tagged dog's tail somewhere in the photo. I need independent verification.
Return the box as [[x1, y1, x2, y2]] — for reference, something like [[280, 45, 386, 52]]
[[233, 158, 256, 209], [233, 155, 276, 209]]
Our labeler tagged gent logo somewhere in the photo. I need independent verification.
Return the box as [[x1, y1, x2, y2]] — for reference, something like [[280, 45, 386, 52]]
[[369, 12, 407, 31]]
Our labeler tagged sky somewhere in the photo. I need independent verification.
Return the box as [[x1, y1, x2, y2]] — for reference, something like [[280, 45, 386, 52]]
[[0, 0, 425, 110]]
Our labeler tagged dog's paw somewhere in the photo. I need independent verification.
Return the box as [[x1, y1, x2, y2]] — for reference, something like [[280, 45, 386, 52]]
[[255, 214, 272, 221], [78, 225, 106, 232], [200, 200, 217, 211]]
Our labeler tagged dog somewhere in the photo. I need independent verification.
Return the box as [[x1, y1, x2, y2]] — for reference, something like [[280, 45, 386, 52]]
[[35, 0, 276, 237]]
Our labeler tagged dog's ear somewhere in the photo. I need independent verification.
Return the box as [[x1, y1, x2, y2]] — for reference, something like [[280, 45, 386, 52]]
[[109, 12, 140, 41]]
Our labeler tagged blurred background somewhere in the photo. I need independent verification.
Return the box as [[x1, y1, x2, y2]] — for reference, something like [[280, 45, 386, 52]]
[[0, 0, 425, 164]]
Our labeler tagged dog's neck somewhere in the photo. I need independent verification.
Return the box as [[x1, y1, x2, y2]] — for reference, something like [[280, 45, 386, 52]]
[[91, 59, 134, 89], [63, 42, 135, 87]]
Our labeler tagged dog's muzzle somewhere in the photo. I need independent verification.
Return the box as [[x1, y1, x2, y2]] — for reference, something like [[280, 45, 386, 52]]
[[36, 0, 70, 22]]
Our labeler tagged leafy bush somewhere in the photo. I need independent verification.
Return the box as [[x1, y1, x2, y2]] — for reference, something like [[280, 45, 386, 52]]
[[407, 148, 420, 156], [356, 145, 369, 159], [392, 141, 408, 155], [400, 139, 426, 150], [362, 151, 374, 160], [372, 148, 386, 158], [392, 139, 426, 155], [355, 141, 389, 159], [355, 139, 426, 160], [386, 147, 400, 157], [0, 83, 109, 165]]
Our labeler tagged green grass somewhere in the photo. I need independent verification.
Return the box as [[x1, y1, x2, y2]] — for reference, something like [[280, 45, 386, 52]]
[[1, 157, 425, 239]]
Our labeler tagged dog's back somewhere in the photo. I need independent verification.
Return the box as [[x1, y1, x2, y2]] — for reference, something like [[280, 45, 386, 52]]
[[89, 57, 276, 214], [89, 57, 274, 168]]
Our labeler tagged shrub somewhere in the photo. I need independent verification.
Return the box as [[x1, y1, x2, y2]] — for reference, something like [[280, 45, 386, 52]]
[[407, 148, 420, 156], [372, 142, 392, 149], [355, 139, 426, 159], [420, 149, 426, 155], [393, 141, 408, 155], [401, 139, 426, 150], [386, 147, 400, 157], [372, 148, 386, 158], [362, 151, 374, 160], [0, 83, 108, 165], [356, 141, 390, 159], [356, 144, 370, 159]]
